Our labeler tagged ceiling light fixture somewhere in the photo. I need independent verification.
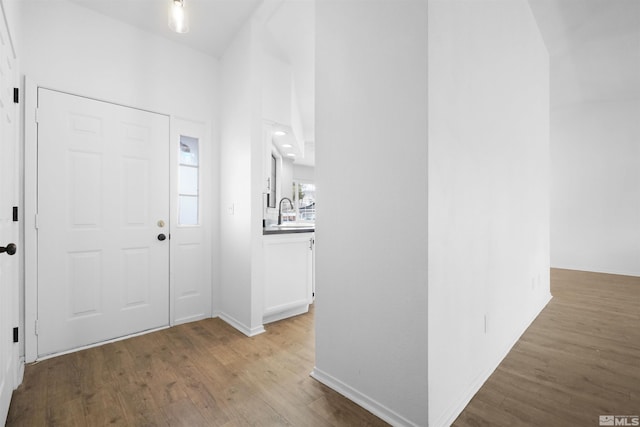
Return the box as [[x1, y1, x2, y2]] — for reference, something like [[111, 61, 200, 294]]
[[281, 143, 293, 148], [286, 153, 296, 157], [273, 130, 287, 136], [169, 0, 189, 34]]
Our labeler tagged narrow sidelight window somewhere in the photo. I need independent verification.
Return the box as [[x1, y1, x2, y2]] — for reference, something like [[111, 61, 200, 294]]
[[178, 136, 199, 225]]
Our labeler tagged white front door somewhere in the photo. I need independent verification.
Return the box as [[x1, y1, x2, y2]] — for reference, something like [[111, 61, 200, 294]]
[[0, 5, 19, 422], [37, 89, 170, 357]]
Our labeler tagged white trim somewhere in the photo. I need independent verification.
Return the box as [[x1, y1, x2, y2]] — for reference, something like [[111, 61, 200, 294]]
[[173, 313, 208, 326], [24, 77, 38, 363], [217, 312, 265, 337], [16, 68, 25, 389], [0, 378, 10, 427], [15, 357, 24, 387], [550, 264, 640, 279], [263, 301, 308, 324], [270, 143, 283, 212], [310, 367, 421, 427], [34, 86, 168, 119], [431, 292, 553, 427], [35, 326, 169, 362], [168, 116, 176, 327]]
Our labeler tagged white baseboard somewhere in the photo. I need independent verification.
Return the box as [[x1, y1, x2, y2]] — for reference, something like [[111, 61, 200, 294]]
[[310, 367, 420, 427], [551, 264, 640, 278], [217, 312, 265, 337], [16, 357, 24, 388], [263, 304, 309, 324], [431, 292, 553, 427]]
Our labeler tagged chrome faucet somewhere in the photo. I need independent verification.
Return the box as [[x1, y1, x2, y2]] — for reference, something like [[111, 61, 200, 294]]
[[278, 197, 294, 225]]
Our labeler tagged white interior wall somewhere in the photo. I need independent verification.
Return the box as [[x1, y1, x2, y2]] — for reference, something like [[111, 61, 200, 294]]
[[427, 1, 551, 425], [19, 1, 217, 122], [18, 0, 220, 331], [262, 52, 292, 127], [219, 1, 309, 335], [551, 101, 640, 276], [1, 1, 19, 50], [548, 2, 640, 276], [219, 21, 258, 334], [314, 1, 428, 426], [280, 158, 294, 201], [293, 164, 314, 182], [219, 8, 270, 336]]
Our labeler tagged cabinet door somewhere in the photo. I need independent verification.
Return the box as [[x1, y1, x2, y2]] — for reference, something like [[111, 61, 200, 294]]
[[263, 234, 313, 321]]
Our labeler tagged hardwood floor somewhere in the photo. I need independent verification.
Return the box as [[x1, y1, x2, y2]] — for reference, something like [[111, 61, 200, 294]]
[[454, 268, 640, 426], [7, 306, 388, 426], [8, 268, 640, 426]]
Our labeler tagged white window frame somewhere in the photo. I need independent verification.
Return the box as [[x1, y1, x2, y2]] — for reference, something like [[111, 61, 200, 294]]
[[292, 179, 315, 224], [177, 135, 200, 226]]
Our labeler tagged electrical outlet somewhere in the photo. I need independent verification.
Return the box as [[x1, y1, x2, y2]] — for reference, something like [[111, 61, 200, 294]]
[[228, 203, 235, 215]]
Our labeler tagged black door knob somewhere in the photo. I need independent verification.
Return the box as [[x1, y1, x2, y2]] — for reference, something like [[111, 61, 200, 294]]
[[0, 243, 16, 256], [157, 234, 167, 241]]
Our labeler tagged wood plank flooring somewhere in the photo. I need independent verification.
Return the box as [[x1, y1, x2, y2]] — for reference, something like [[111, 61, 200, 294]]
[[8, 268, 640, 426], [7, 306, 388, 426], [454, 268, 640, 426]]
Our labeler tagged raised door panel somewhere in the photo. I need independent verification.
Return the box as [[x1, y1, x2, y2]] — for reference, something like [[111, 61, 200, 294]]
[[37, 89, 169, 357], [68, 251, 103, 318]]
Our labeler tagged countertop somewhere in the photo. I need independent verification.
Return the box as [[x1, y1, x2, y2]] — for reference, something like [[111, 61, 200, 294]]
[[263, 224, 315, 235]]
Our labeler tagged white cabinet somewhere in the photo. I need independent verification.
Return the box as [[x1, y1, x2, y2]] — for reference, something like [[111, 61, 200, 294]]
[[263, 232, 314, 324]]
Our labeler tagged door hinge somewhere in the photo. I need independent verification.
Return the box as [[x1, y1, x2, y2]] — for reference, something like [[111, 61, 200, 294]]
[[13, 327, 18, 343], [35, 214, 39, 229], [35, 108, 40, 123], [13, 88, 19, 104], [13, 206, 18, 222], [34, 320, 39, 336]]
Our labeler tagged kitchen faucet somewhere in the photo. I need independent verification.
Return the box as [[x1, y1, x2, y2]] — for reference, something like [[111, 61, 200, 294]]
[[278, 197, 294, 225]]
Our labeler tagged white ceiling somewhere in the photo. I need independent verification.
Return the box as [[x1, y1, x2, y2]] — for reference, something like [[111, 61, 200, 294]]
[[264, 1, 315, 162], [70, 0, 316, 165], [528, 0, 640, 105], [69, 0, 262, 58], [67, 0, 637, 163]]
